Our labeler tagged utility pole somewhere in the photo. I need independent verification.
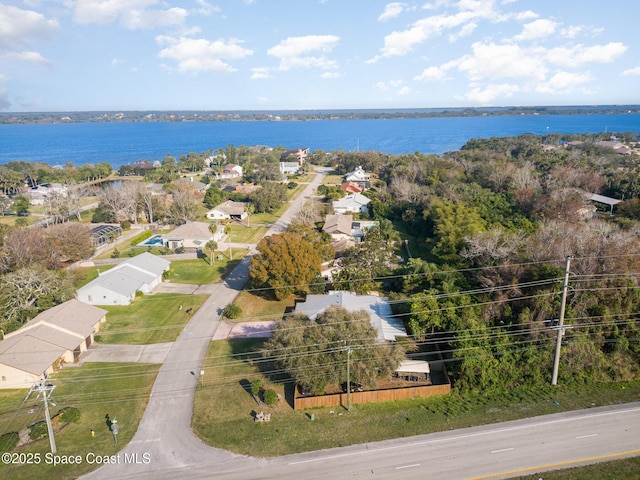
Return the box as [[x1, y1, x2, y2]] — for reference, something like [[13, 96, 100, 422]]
[[344, 343, 352, 411], [551, 256, 573, 386], [25, 377, 57, 453]]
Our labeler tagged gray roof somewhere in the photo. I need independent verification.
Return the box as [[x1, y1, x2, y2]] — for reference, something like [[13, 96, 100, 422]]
[[323, 214, 353, 235], [212, 200, 246, 216], [85, 266, 154, 296], [0, 334, 66, 376], [333, 193, 371, 209], [590, 193, 622, 206], [166, 221, 215, 240], [20, 299, 107, 339], [0, 299, 107, 375], [295, 291, 407, 342], [117, 251, 170, 277]]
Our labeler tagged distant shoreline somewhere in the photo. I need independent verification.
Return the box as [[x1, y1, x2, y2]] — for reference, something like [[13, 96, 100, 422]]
[[1, 105, 639, 125]]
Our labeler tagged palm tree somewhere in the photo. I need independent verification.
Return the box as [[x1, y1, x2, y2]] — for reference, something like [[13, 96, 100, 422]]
[[205, 240, 217, 266]]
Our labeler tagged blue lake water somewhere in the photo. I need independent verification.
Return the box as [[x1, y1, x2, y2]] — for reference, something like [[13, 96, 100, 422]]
[[1, 114, 639, 168]]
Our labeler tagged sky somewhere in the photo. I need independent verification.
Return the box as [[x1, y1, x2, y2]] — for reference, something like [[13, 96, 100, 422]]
[[1, 0, 639, 112]]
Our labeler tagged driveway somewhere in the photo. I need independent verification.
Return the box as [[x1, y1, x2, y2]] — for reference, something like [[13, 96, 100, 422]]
[[78, 343, 173, 364]]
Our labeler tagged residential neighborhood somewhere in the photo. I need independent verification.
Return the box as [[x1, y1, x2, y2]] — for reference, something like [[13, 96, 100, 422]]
[[0, 133, 639, 479]]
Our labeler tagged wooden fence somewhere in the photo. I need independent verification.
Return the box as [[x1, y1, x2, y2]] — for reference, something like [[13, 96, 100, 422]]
[[293, 380, 451, 410]]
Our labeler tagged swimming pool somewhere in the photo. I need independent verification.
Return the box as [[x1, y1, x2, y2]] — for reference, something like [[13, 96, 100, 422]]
[[137, 234, 165, 247]]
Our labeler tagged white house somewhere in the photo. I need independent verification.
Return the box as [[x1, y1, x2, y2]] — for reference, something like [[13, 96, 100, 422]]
[[76, 252, 170, 306], [205, 200, 248, 221], [295, 291, 407, 342], [280, 161, 301, 175], [344, 166, 371, 189], [163, 221, 225, 250], [332, 193, 371, 214], [0, 300, 107, 389]]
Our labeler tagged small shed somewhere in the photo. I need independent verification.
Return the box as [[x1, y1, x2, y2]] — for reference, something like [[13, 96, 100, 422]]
[[589, 193, 622, 215], [394, 360, 431, 382]]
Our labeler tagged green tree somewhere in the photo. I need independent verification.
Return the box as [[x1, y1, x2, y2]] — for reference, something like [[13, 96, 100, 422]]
[[263, 306, 406, 395], [203, 185, 225, 208], [249, 182, 287, 214], [205, 240, 217, 265], [249, 232, 322, 300], [13, 195, 30, 215], [428, 199, 485, 264]]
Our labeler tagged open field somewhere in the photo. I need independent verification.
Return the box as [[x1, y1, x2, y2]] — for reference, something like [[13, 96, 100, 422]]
[[229, 291, 299, 322], [0, 362, 159, 480], [193, 337, 640, 458], [96, 294, 208, 344], [169, 256, 245, 285]]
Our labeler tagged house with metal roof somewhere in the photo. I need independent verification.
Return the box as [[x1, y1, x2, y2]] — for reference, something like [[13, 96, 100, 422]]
[[295, 291, 407, 342], [76, 252, 170, 306], [0, 299, 107, 389]]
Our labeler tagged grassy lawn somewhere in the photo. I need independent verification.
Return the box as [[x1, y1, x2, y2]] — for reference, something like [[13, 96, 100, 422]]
[[322, 173, 343, 185], [193, 337, 640, 458], [71, 265, 115, 288], [227, 224, 268, 244], [169, 256, 245, 285], [230, 291, 299, 322], [96, 294, 208, 344], [0, 362, 159, 480]]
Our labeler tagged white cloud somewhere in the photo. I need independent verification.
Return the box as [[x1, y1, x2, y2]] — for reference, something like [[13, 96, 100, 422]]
[[376, 79, 410, 95], [368, 1, 511, 62], [268, 35, 340, 71], [156, 36, 253, 73], [74, 0, 187, 29], [414, 65, 448, 82], [536, 71, 593, 94], [545, 42, 627, 68], [460, 83, 520, 104], [321, 72, 342, 79], [0, 5, 58, 65], [622, 66, 640, 76], [457, 42, 548, 82], [379, 3, 406, 22], [514, 18, 558, 41], [195, 0, 220, 16], [251, 67, 272, 79]]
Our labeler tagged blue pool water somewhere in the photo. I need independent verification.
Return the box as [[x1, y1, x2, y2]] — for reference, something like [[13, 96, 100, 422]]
[[137, 234, 164, 247]]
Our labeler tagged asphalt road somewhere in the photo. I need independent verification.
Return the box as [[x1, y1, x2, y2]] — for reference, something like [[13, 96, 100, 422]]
[[85, 402, 640, 480]]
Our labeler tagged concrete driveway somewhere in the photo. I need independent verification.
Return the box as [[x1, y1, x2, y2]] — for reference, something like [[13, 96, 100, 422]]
[[78, 343, 173, 364]]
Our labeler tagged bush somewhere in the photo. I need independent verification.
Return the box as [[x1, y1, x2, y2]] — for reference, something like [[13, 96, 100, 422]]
[[130, 230, 153, 246], [110, 247, 120, 258], [263, 389, 278, 405], [60, 407, 81, 423], [223, 304, 242, 319], [251, 379, 262, 396], [120, 220, 131, 230], [0, 432, 19, 452], [29, 422, 48, 441]]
